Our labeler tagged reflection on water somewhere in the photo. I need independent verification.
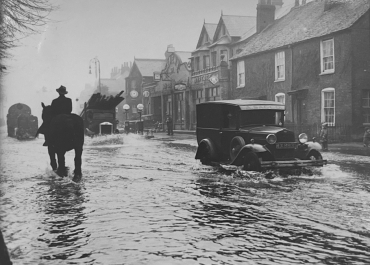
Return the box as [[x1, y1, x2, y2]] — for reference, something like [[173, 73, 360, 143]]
[[1, 131, 370, 264], [192, 173, 370, 264], [37, 177, 91, 261]]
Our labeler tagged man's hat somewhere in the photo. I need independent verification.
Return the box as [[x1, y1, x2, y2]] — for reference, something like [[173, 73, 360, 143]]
[[322, 122, 328, 127], [56, 85, 68, 94]]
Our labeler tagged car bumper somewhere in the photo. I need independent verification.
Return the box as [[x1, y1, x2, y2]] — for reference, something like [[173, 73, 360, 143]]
[[261, 159, 327, 169]]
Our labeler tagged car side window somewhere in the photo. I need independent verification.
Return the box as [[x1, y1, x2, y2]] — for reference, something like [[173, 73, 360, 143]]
[[222, 109, 236, 129]]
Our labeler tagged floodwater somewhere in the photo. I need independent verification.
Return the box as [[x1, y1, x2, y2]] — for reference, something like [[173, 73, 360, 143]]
[[1, 130, 370, 265]]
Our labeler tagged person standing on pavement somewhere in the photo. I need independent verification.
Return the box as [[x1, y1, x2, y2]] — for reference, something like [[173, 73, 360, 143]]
[[320, 123, 328, 151], [363, 127, 370, 148], [166, 114, 173, 136]]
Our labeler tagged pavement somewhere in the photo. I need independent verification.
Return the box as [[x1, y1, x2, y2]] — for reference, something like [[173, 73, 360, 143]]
[[147, 130, 370, 157]]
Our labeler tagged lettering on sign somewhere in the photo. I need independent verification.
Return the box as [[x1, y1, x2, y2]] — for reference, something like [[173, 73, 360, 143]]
[[240, 105, 285, 110], [192, 72, 217, 84]]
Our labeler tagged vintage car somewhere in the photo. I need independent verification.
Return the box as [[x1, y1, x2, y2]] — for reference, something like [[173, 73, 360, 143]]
[[7, 103, 38, 140], [195, 100, 327, 171]]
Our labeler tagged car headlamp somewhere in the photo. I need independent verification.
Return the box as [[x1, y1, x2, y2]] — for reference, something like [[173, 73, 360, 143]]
[[266, 134, 277, 144], [298, 133, 308, 144]]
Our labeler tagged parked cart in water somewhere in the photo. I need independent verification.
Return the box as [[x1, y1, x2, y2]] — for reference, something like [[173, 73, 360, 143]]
[[7, 103, 38, 140], [80, 91, 124, 136]]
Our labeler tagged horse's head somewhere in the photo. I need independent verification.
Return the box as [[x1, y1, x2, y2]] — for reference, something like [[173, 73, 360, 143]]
[[41, 102, 53, 123]]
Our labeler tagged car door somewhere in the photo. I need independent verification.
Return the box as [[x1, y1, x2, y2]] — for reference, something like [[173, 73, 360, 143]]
[[220, 106, 238, 161]]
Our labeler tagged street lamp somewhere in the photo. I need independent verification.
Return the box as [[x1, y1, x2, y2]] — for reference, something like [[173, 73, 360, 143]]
[[123, 104, 130, 120], [89, 57, 101, 93], [137, 103, 144, 121]]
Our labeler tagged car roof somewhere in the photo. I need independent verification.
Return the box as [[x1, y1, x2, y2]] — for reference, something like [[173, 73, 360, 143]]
[[197, 99, 285, 107]]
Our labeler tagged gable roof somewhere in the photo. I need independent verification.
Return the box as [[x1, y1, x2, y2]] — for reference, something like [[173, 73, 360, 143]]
[[216, 15, 256, 38], [132, 58, 166, 77], [232, 0, 370, 60], [196, 23, 218, 49], [204, 23, 218, 40]]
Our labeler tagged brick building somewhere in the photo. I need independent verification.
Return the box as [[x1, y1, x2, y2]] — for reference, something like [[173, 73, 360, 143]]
[[142, 45, 192, 130], [189, 14, 258, 129], [125, 58, 166, 121], [230, 0, 370, 137]]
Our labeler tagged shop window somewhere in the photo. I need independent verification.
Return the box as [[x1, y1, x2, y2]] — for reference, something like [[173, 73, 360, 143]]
[[193, 90, 203, 104], [275, 51, 285, 81], [237, 60, 245, 88], [321, 88, 335, 126], [207, 87, 219, 101], [320, 38, 335, 74], [175, 93, 184, 123]]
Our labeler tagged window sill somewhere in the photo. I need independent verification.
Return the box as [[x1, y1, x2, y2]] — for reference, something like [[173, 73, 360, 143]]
[[236, 85, 245, 89], [274, 79, 285, 83], [320, 71, 335, 76]]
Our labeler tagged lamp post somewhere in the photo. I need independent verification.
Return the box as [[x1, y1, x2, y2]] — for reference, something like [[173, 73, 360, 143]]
[[137, 103, 144, 121], [89, 57, 101, 93], [123, 104, 130, 120]]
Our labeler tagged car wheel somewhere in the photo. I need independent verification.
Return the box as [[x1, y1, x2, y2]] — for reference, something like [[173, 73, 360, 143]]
[[307, 150, 322, 161], [200, 141, 216, 165], [230, 136, 245, 161], [243, 152, 261, 171]]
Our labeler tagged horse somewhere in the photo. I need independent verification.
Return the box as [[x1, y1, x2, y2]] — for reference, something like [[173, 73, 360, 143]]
[[37, 103, 84, 179]]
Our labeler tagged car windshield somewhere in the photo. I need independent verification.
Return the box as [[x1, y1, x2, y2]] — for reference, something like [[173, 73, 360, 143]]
[[239, 110, 284, 127]]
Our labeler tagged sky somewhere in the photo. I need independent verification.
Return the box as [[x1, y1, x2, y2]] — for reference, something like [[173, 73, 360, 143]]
[[1, 0, 297, 118]]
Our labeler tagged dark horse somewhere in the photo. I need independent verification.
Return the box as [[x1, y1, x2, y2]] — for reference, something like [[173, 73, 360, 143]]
[[37, 103, 84, 178]]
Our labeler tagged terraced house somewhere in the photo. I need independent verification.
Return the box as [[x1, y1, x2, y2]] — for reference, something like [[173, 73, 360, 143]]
[[230, 0, 370, 139]]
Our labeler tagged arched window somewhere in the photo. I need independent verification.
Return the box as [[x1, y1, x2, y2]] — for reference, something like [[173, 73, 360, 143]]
[[275, 93, 285, 104], [321, 88, 335, 126]]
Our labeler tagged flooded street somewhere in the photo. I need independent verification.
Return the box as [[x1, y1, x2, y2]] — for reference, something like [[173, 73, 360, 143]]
[[1, 131, 370, 264]]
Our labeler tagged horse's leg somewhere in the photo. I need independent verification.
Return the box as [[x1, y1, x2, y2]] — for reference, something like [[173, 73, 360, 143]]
[[56, 150, 67, 176], [48, 146, 57, 170], [74, 146, 83, 175]]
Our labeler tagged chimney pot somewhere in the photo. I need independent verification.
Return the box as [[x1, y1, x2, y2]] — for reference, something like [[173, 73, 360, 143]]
[[256, 1, 276, 33]]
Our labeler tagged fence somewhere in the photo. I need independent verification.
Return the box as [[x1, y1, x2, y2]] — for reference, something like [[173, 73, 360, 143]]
[[284, 123, 354, 143]]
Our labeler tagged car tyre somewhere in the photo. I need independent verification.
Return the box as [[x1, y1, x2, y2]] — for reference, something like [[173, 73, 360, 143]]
[[230, 136, 245, 161], [243, 152, 261, 171], [199, 140, 216, 165], [306, 150, 322, 161]]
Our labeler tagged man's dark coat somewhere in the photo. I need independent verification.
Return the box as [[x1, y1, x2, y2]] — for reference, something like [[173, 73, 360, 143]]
[[51, 95, 72, 116]]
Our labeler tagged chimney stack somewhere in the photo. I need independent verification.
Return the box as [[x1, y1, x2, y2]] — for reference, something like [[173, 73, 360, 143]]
[[256, 0, 276, 33]]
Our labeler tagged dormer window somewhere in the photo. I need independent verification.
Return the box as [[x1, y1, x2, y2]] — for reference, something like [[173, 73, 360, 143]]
[[320, 38, 335, 74]]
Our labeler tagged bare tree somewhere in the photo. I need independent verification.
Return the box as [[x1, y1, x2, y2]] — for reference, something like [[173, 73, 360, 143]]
[[0, 0, 56, 65]]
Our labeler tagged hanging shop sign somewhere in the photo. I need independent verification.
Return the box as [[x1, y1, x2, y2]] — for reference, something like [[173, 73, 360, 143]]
[[174, 84, 187, 91], [209, 73, 219, 85], [143, 91, 150, 97], [130, 90, 138, 98]]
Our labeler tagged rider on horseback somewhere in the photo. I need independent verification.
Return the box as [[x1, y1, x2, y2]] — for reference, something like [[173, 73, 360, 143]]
[[51, 85, 72, 116], [41, 85, 72, 146]]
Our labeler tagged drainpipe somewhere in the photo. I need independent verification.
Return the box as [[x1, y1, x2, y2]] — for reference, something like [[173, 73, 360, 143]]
[[289, 45, 294, 123]]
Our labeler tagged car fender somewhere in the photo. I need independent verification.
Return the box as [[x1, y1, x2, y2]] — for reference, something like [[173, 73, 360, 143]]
[[296, 141, 323, 158], [230, 144, 268, 166], [195, 138, 217, 160]]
